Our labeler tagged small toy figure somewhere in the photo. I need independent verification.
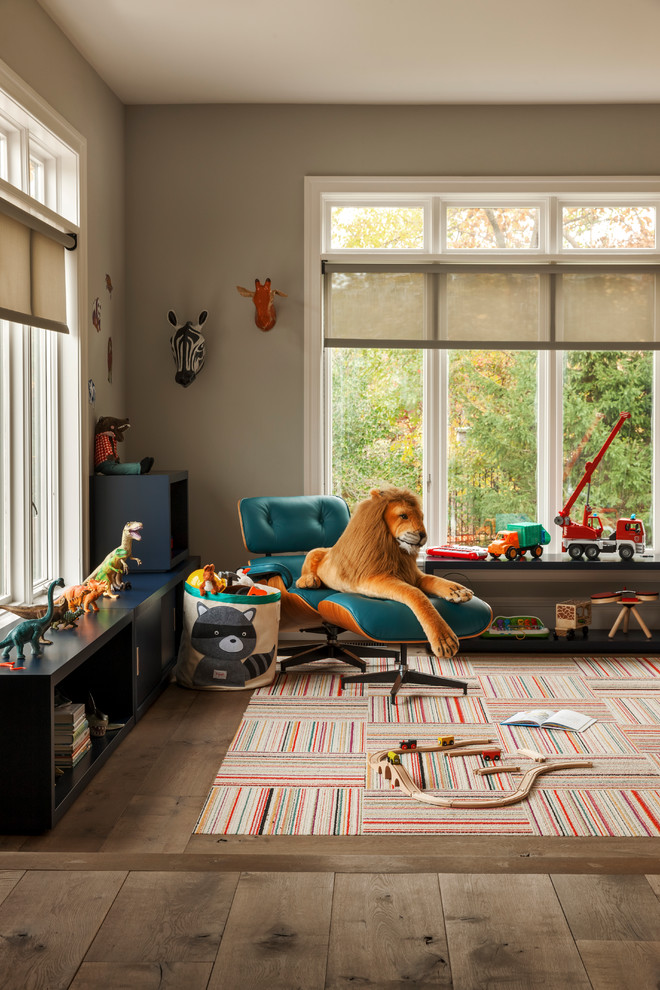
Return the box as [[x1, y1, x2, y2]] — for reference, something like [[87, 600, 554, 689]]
[[0, 578, 65, 664], [50, 605, 84, 630], [427, 545, 488, 560], [554, 599, 591, 640], [94, 417, 154, 475], [199, 564, 226, 597], [85, 521, 143, 594]]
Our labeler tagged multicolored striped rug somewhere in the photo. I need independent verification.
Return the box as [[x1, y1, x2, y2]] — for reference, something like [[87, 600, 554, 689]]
[[195, 654, 660, 837]]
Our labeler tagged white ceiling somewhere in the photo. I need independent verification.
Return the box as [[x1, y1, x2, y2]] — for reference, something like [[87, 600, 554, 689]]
[[38, 0, 660, 106]]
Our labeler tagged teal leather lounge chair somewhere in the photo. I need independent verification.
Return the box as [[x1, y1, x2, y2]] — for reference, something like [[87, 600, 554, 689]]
[[237, 495, 492, 696]]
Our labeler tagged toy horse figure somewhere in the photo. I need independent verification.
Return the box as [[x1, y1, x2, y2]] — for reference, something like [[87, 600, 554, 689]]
[[236, 278, 287, 331], [0, 578, 65, 665]]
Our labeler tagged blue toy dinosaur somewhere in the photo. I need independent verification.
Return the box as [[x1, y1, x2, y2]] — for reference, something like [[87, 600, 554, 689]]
[[0, 578, 65, 664]]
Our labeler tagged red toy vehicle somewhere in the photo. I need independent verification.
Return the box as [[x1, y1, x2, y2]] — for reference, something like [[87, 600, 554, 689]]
[[399, 739, 417, 750], [427, 545, 488, 560], [555, 412, 646, 561]]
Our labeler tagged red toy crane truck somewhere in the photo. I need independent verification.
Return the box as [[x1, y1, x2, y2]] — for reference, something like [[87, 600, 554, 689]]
[[554, 411, 646, 561]]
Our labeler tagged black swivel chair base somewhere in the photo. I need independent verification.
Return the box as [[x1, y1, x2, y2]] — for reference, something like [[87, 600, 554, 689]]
[[340, 643, 468, 700], [278, 623, 400, 673]]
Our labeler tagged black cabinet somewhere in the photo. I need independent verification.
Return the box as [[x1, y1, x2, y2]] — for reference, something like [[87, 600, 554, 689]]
[[424, 551, 660, 653], [0, 558, 197, 834], [90, 471, 189, 571]]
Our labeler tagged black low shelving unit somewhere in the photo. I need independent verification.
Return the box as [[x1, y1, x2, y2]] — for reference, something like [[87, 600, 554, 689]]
[[0, 556, 197, 834], [425, 552, 660, 655], [424, 551, 660, 573]]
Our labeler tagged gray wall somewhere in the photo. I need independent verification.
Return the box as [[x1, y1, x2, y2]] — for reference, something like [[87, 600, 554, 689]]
[[125, 103, 660, 570]]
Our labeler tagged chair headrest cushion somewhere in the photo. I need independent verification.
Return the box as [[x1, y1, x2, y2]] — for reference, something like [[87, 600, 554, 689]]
[[238, 495, 350, 554]]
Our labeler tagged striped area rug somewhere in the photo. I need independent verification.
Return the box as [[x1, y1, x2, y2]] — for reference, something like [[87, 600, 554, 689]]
[[195, 654, 660, 837]]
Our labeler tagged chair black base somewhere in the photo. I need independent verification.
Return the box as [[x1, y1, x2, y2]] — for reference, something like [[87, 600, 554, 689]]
[[278, 624, 399, 672], [340, 643, 468, 700]]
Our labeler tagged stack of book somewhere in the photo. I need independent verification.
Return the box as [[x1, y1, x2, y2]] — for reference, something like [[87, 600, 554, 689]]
[[54, 701, 91, 769]]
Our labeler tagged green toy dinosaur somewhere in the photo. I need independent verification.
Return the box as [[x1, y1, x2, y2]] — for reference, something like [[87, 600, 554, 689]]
[[50, 605, 84, 630], [0, 594, 81, 639], [0, 578, 65, 664], [85, 521, 143, 594]]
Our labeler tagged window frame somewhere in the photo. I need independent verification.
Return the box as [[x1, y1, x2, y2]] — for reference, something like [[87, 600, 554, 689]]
[[0, 58, 86, 612], [305, 176, 660, 547]]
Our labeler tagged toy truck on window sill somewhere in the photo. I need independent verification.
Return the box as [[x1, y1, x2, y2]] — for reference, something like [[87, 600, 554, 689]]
[[555, 411, 646, 561], [487, 522, 551, 560]]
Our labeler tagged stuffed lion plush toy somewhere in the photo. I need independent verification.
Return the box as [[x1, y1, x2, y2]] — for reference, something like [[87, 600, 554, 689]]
[[296, 486, 473, 658]]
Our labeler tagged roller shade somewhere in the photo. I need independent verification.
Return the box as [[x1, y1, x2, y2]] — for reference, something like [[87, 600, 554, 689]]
[[0, 196, 76, 334]]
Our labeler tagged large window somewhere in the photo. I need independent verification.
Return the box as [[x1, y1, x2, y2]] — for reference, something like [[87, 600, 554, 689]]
[[306, 178, 659, 550], [0, 62, 83, 609]]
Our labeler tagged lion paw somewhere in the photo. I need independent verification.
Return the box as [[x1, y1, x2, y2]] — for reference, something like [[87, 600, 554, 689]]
[[430, 628, 460, 659], [296, 574, 322, 589], [444, 583, 473, 603]]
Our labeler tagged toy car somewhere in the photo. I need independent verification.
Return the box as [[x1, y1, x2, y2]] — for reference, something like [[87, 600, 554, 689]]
[[427, 545, 488, 560], [386, 751, 401, 765], [437, 735, 455, 747], [482, 749, 501, 761], [399, 738, 417, 750]]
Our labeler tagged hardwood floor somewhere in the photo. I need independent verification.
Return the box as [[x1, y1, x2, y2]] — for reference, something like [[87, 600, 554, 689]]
[[1, 675, 660, 988]]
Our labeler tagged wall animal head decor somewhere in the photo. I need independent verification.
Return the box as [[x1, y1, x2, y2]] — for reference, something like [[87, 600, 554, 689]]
[[236, 278, 287, 331], [168, 310, 208, 387]]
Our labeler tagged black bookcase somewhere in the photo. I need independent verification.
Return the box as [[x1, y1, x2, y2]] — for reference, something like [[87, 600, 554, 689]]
[[0, 558, 197, 834], [90, 470, 188, 571]]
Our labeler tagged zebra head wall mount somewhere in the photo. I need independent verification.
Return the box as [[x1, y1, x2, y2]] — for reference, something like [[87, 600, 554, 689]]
[[168, 310, 208, 387]]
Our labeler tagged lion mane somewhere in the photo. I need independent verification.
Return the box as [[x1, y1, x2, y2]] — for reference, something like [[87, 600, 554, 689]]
[[314, 486, 424, 589], [296, 485, 473, 659]]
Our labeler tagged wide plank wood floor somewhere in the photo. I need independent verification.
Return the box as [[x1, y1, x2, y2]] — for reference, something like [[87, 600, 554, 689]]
[[1, 672, 659, 987]]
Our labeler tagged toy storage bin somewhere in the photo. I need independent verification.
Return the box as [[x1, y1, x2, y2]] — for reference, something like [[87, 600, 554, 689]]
[[175, 577, 280, 690]]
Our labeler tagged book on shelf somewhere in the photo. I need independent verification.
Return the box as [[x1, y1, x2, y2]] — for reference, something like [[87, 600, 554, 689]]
[[54, 701, 86, 724], [54, 719, 89, 745], [55, 737, 91, 768], [500, 709, 596, 732]]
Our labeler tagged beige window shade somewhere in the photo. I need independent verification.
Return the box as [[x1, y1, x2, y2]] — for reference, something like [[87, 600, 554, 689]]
[[0, 197, 75, 334]]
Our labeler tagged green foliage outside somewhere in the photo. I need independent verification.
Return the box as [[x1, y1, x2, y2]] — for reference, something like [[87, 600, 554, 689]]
[[331, 349, 423, 508], [447, 351, 538, 541]]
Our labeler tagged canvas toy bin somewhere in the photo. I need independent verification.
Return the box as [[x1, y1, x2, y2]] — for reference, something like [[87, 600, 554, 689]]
[[175, 578, 280, 690]]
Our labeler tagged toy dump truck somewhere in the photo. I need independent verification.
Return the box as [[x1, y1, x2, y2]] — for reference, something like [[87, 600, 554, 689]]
[[488, 522, 551, 560]]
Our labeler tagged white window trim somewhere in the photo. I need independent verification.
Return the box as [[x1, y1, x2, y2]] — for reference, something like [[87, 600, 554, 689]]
[[0, 57, 87, 610], [305, 176, 660, 547]]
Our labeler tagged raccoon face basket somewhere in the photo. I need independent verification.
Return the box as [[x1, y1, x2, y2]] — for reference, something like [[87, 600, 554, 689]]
[[175, 577, 281, 690]]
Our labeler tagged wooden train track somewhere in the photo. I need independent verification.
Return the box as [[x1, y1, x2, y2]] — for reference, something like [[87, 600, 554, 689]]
[[368, 740, 592, 810]]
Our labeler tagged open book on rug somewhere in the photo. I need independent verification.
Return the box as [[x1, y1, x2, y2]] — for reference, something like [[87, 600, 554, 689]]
[[501, 709, 596, 732]]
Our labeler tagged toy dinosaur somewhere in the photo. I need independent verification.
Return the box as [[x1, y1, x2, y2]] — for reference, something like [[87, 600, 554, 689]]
[[85, 521, 143, 594], [0, 591, 82, 639], [61, 578, 109, 613], [0, 578, 65, 663], [50, 605, 84, 630]]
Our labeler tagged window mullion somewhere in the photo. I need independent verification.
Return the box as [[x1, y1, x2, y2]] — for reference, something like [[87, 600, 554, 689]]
[[6, 325, 30, 604]]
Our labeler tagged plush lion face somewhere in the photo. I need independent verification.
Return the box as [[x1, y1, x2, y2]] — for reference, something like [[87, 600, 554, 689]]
[[381, 492, 427, 555]]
